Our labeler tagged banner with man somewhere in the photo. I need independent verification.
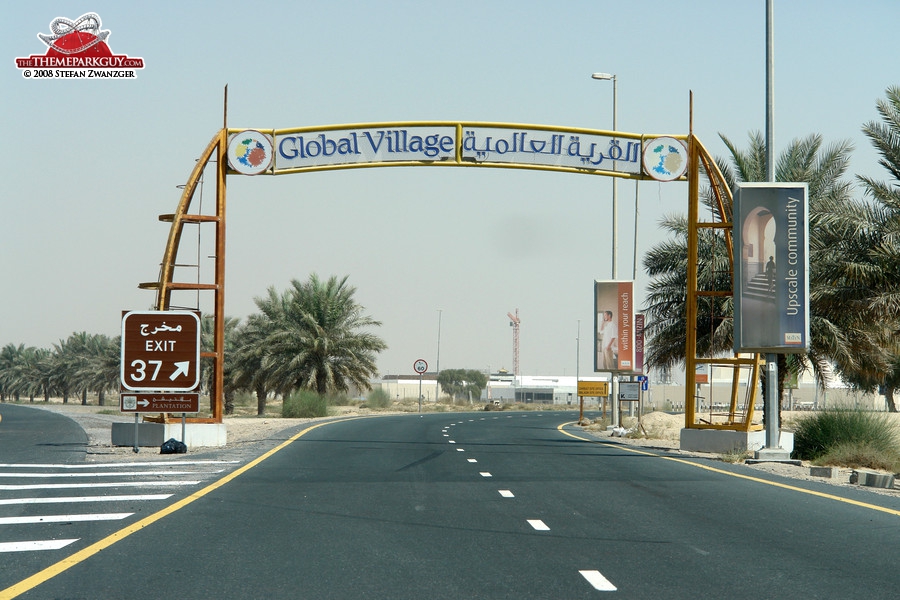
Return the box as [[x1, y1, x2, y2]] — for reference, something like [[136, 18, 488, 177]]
[[594, 280, 635, 372]]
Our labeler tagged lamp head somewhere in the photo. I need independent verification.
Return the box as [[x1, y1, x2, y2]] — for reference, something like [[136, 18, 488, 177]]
[[591, 72, 615, 81]]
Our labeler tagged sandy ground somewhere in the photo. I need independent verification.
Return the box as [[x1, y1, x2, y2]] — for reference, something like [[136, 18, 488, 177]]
[[12, 402, 898, 496]]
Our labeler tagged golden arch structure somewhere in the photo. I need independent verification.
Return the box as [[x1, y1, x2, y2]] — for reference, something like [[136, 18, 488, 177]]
[[139, 118, 764, 431]]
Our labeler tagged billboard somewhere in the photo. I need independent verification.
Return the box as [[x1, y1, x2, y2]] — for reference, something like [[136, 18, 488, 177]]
[[594, 280, 634, 372], [633, 313, 645, 374], [733, 183, 809, 353]]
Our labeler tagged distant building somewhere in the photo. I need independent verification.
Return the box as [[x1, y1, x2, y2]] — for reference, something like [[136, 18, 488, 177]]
[[374, 371, 609, 405]]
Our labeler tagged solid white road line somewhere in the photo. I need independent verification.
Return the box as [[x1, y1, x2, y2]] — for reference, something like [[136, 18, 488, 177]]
[[0, 494, 172, 506], [0, 470, 221, 478], [0, 539, 79, 553], [0, 461, 237, 469], [0, 481, 200, 491], [579, 569, 617, 591], [527, 519, 550, 531], [498, 490, 515, 498], [0, 513, 133, 525], [0, 469, 224, 479]]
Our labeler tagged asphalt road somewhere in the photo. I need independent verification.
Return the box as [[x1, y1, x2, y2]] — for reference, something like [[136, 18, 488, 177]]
[[0, 403, 88, 464], [3, 411, 900, 599]]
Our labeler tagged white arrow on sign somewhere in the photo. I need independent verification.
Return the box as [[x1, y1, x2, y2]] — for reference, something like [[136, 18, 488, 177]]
[[137, 399, 150, 407], [170, 361, 190, 381]]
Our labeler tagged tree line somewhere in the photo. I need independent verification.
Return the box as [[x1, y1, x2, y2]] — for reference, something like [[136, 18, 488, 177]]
[[0, 275, 386, 415]]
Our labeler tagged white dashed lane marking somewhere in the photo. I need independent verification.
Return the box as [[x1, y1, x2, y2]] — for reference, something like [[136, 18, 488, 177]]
[[498, 490, 514, 498], [579, 569, 617, 591], [527, 519, 550, 531]]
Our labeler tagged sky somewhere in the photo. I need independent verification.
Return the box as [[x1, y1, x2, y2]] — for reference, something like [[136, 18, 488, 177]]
[[2, 1, 898, 384]]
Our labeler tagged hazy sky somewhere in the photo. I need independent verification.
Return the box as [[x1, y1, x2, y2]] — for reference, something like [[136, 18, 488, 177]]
[[2, 1, 897, 382]]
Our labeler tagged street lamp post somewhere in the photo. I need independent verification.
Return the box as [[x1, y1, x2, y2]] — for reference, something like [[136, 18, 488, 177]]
[[435, 309, 442, 403], [591, 72, 617, 280], [592, 71, 620, 428]]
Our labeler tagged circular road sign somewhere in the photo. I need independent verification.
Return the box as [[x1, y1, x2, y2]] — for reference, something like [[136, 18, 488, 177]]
[[413, 359, 428, 374]]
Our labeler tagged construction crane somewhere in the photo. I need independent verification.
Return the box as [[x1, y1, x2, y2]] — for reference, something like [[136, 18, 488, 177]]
[[507, 309, 520, 377]]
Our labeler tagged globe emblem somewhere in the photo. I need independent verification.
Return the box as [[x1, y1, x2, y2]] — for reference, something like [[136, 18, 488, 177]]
[[642, 137, 688, 182], [227, 130, 273, 175], [235, 138, 267, 168]]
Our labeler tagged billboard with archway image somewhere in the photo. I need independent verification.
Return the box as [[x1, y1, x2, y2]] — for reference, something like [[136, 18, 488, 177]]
[[733, 183, 809, 353]]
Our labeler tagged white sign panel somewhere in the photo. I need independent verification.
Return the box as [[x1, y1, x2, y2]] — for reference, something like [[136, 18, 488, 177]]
[[275, 126, 456, 171], [272, 124, 646, 174], [461, 127, 641, 173]]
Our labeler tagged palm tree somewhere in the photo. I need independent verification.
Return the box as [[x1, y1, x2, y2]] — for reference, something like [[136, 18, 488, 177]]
[[849, 85, 900, 412], [15, 346, 47, 402], [231, 314, 275, 415], [256, 274, 387, 396], [643, 132, 865, 416], [0, 343, 25, 402], [76, 334, 120, 406], [28, 347, 55, 402]]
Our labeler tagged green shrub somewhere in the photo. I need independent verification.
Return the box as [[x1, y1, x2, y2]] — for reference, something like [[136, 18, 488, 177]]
[[813, 442, 900, 472], [329, 393, 353, 406], [282, 390, 331, 418], [366, 388, 392, 409], [792, 409, 900, 468]]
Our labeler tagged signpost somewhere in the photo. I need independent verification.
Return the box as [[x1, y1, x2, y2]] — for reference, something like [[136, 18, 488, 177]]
[[618, 382, 640, 401], [637, 375, 649, 391], [414, 359, 428, 413], [577, 381, 610, 425], [121, 310, 200, 453], [121, 310, 200, 392]]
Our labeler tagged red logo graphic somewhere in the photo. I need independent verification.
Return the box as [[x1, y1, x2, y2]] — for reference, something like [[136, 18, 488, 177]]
[[15, 12, 144, 77]]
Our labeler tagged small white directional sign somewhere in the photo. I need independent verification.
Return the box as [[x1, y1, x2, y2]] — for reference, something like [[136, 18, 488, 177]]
[[120, 393, 200, 413], [120, 310, 200, 392]]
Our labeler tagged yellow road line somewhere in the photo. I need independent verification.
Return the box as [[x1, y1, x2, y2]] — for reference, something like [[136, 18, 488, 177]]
[[558, 423, 900, 518], [1, 418, 357, 600]]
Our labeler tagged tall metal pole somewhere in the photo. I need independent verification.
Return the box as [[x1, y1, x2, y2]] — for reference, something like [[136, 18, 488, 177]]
[[576, 320, 581, 419], [758, 0, 790, 461], [766, 0, 775, 184], [576, 320, 580, 385], [435, 309, 442, 403], [611, 75, 618, 281], [591, 71, 620, 428], [633, 182, 639, 280], [764, 0, 780, 452]]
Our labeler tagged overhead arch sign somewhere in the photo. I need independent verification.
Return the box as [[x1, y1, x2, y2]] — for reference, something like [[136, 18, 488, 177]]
[[139, 119, 717, 426], [225, 122, 684, 179]]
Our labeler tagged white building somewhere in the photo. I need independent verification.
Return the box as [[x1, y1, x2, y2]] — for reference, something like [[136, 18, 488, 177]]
[[376, 372, 609, 405]]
